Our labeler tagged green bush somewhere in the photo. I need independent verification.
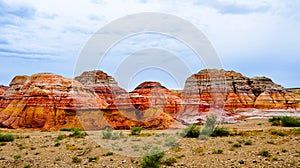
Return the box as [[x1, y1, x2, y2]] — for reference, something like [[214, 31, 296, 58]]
[[281, 116, 300, 127], [70, 130, 87, 138], [111, 132, 125, 140], [232, 143, 241, 148], [269, 116, 300, 127], [164, 137, 177, 147], [88, 156, 99, 162], [56, 134, 66, 141], [0, 133, 15, 142], [102, 128, 113, 139], [103, 151, 114, 156], [164, 157, 177, 166], [72, 157, 82, 163], [140, 150, 165, 168], [131, 126, 142, 135], [180, 124, 201, 138], [211, 127, 230, 137], [259, 150, 271, 157], [269, 117, 281, 123], [13, 154, 21, 160], [23, 164, 31, 168], [244, 140, 252, 145], [270, 130, 287, 136], [201, 115, 217, 137], [213, 149, 223, 154], [60, 127, 82, 132]]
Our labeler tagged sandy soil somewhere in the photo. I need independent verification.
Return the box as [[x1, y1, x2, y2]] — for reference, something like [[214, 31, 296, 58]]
[[0, 118, 299, 168]]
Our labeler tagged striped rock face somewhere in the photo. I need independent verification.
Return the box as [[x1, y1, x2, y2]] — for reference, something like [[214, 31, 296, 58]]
[[178, 69, 300, 124], [75, 71, 175, 130], [0, 73, 107, 130]]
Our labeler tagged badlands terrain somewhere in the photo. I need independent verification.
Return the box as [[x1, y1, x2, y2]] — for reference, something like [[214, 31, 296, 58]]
[[0, 69, 299, 167]]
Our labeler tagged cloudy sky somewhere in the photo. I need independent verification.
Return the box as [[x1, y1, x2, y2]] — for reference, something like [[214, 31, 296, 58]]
[[0, 0, 299, 90]]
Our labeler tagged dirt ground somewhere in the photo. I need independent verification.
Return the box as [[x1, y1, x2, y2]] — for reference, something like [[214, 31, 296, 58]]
[[0, 118, 299, 168]]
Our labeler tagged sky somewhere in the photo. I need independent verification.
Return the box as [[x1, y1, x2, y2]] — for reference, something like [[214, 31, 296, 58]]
[[0, 0, 299, 91]]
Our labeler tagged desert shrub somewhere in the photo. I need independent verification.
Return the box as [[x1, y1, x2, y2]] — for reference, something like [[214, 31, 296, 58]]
[[259, 150, 271, 157], [56, 134, 67, 141], [60, 127, 82, 132], [244, 140, 252, 145], [211, 127, 230, 137], [281, 116, 300, 127], [213, 149, 223, 154], [131, 126, 142, 135], [103, 151, 114, 156], [270, 130, 287, 136], [180, 124, 201, 138], [70, 130, 87, 138], [140, 149, 164, 168], [232, 143, 241, 148], [193, 147, 204, 154], [164, 157, 177, 166], [23, 164, 31, 168], [88, 156, 99, 162], [13, 154, 21, 160], [269, 117, 281, 123], [272, 157, 279, 161], [164, 137, 177, 147], [111, 132, 125, 140], [0, 133, 15, 142], [18, 144, 25, 150], [269, 117, 281, 126], [269, 116, 300, 127], [72, 157, 82, 163], [201, 115, 217, 137], [102, 128, 113, 139]]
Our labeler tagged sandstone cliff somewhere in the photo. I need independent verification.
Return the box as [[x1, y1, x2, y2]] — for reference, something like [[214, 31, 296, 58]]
[[180, 69, 300, 114], [75, 71, 175, 129], [0, 73, 107, 129]]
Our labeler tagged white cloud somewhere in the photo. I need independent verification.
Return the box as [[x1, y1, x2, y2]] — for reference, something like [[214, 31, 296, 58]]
[[0, 0, 299, 88]]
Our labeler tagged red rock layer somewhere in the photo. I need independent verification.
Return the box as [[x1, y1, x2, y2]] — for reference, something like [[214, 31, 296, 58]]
[[180, 69, 300, 120], [75, 71, 175, 129], [0, 85, 8, 95], [254, 88, 300, 109], [0, 85, 8, 111], [128, 82, 181, 117], [0, 73, 107, 130], [75, 70, 127, 110], [102, 109, 174, 129]]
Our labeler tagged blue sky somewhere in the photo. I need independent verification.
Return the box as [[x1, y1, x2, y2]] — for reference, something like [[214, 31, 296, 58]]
[[0, 0, 299, 90]]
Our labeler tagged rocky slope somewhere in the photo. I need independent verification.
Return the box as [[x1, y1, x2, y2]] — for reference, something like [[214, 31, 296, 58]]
[[129, 82, 181, 117], [181, 69, 300, 113], [0, 69, 299, 130], [75, 70, 127, 109], [0, 73, 107, 130], [75, 71, 175, 129], [0, 85, 8, 95]]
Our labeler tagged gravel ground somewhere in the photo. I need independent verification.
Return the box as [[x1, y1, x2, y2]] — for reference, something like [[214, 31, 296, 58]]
[[0, 118, 299, 168]]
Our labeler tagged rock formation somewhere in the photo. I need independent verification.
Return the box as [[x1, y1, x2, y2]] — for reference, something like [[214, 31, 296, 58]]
[[0, 69, 299, 130], [180, 69, 300, 116], [129, 82, 181, 117], [75, 70, 126, 109], [75, 71, 175, 129], [0, 73, 107, 129], [0, 85, 8, 95]]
